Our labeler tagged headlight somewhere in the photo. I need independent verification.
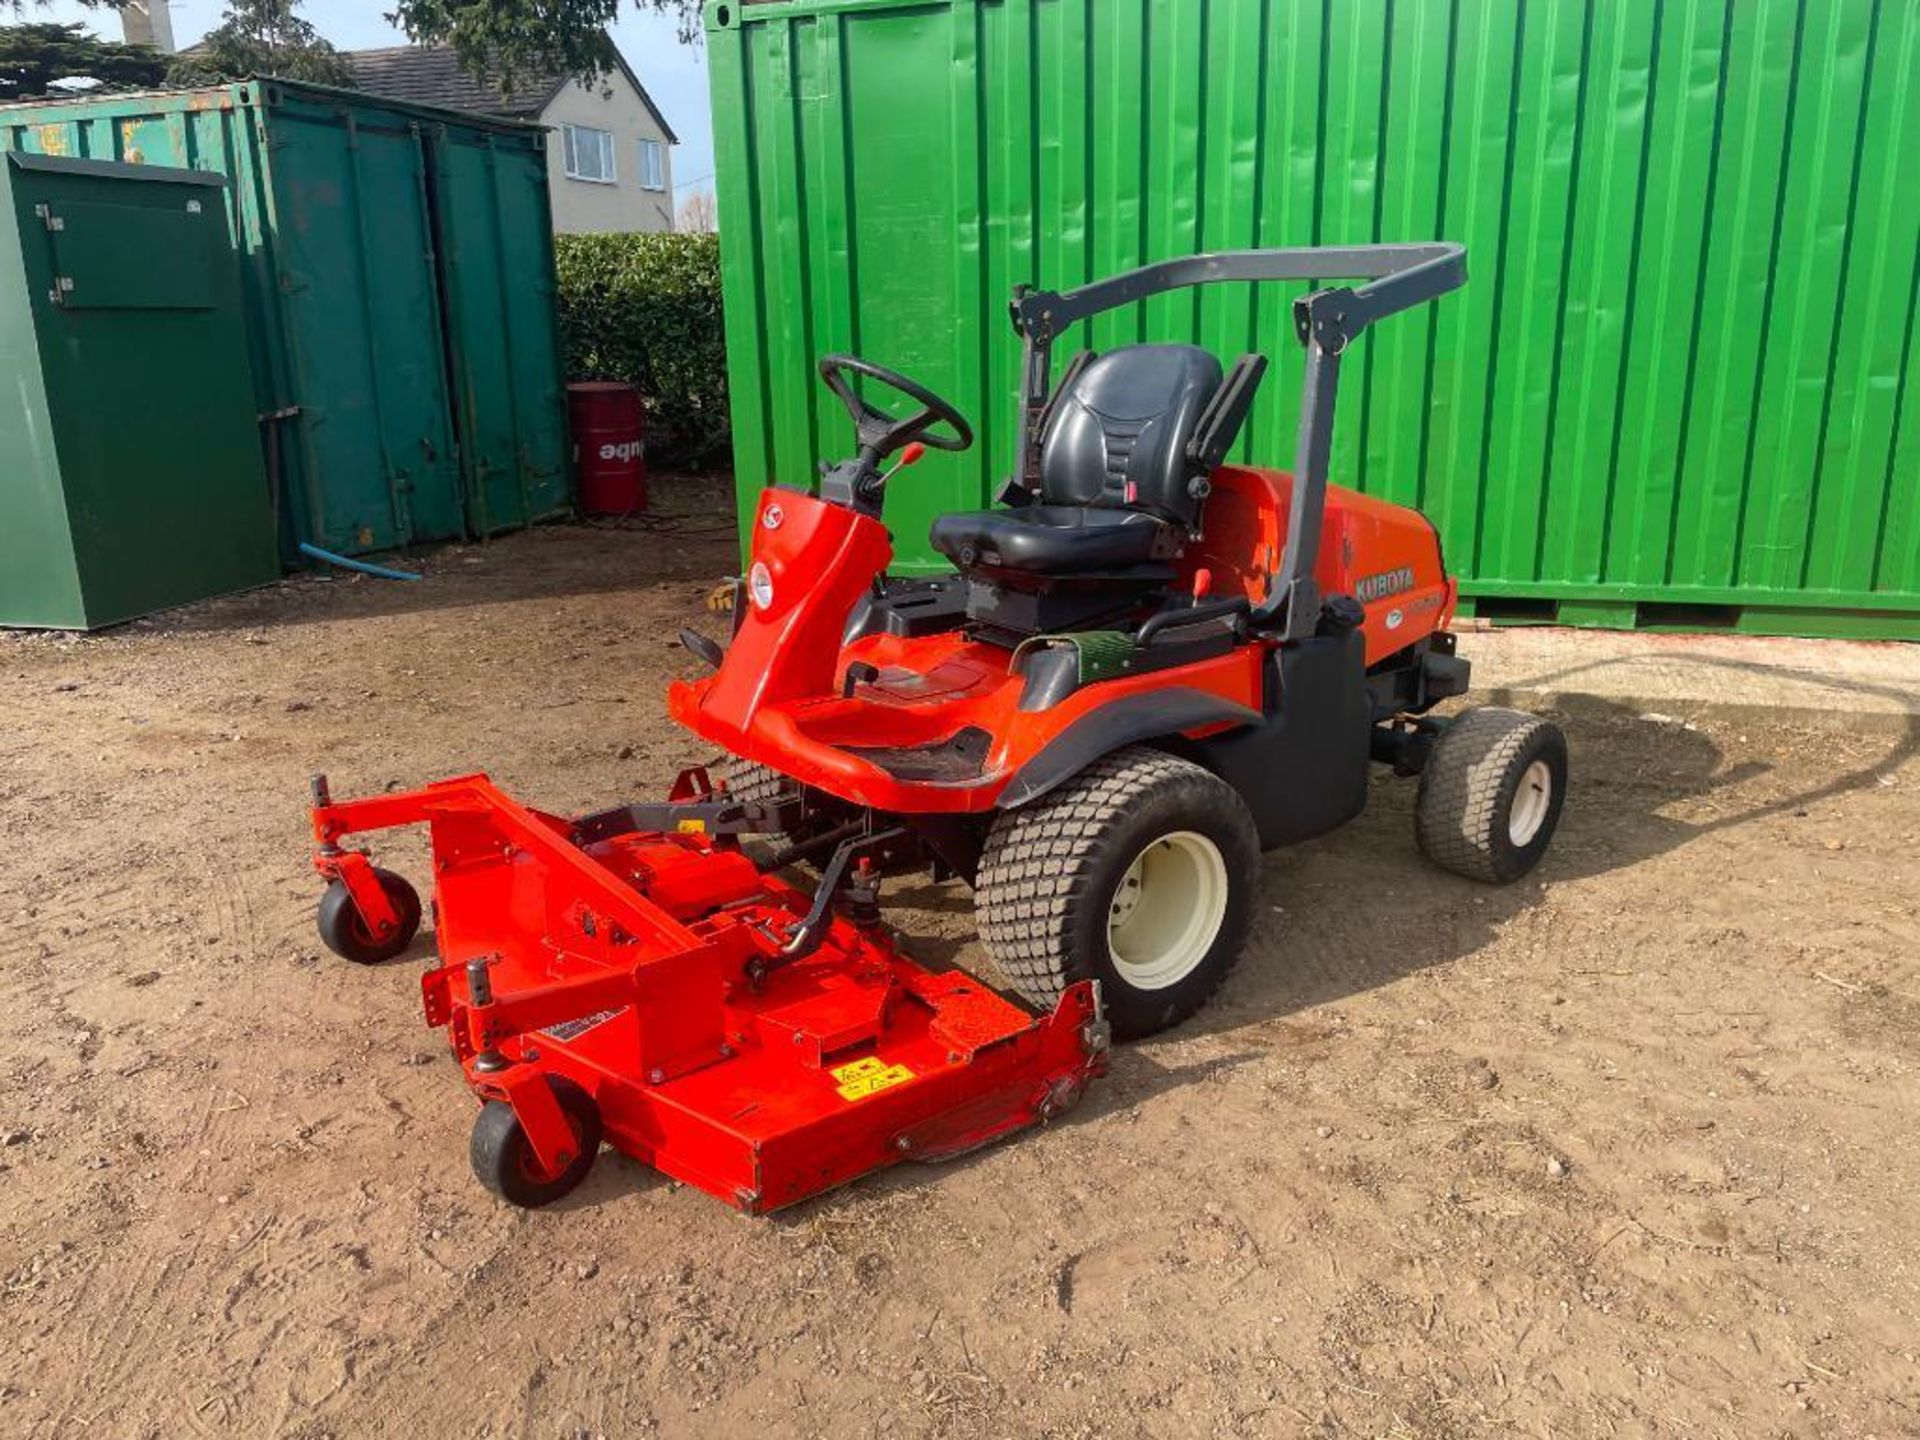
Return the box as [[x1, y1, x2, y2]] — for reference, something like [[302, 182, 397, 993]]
[[748, 561, 775, 611]]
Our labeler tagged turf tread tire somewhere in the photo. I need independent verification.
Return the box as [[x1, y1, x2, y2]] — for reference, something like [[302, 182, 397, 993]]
[[723, 761, 791, 841], [977, 746, 1258, 1040], [723, 761, 788, 807], [1415, 708, 1567, 884]]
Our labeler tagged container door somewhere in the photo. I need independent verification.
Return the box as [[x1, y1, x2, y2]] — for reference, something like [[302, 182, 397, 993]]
[[1, 91, 305, 558], [4, 158, 278, 627], [267, 103, 464, 553], [428, 123, 570, 537]]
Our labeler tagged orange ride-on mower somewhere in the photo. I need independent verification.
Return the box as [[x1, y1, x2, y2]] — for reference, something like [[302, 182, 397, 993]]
[[309, 242, 1567, 1212]]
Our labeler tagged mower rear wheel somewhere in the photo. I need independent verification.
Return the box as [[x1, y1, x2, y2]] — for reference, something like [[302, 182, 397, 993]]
[[977, 747, 1259, 1041], [469, 1077, 602, 1209], [316, 868, 422, 965], [1415, 707, 1568, 883]]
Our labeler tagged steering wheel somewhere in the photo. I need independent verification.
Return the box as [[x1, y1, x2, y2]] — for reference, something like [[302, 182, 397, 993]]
[[817, 354, 974, 460]]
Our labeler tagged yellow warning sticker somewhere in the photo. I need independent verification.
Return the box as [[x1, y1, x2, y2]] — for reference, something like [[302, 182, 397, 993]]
[[830, 1055, 916, 1101], [675, 818, 708, 834]]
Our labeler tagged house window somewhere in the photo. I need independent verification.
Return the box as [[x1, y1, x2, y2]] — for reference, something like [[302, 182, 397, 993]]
[[561, 124, 616, 184], [638, 137, 666, 191]]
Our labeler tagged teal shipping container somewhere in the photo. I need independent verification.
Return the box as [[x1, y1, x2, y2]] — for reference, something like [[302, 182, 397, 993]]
[[1, 79, 570, 559], [709, 0, 1920, 639], [432, 119, 573, 538], [0, 154, 279, 627]]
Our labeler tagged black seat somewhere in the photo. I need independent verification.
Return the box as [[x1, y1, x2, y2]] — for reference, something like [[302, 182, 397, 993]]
[[930, 344, 1226, 584], [926, 504, 1172, 574]]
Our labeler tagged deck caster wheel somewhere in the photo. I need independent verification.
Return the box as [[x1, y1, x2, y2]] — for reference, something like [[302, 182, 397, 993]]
[[977, 746, 1259, 1042], [470, 1076, 602, 1209], [1415, 707, 1568, 883], [316, 867, 422, 964]]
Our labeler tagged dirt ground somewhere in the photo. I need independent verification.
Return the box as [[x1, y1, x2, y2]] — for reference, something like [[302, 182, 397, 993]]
[[3, 476, 1917, 1439]]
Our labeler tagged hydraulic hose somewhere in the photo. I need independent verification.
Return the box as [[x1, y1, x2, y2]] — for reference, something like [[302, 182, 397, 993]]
[[297, 542, 424, 583]]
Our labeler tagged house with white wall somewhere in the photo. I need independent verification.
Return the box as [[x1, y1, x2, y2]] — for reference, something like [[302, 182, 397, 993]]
[[347, 40, 678, 235]]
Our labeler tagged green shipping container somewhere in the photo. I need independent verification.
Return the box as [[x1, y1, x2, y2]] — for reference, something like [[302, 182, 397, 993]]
[[0, 154, 279, 628], [709, 0, 1920, 639], [1, 80, 570, 558]]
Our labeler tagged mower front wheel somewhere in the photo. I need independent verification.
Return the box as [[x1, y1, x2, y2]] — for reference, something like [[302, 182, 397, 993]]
[[469, 1077, 603, 1209], [315, 867, 422, 965], [977, 747, 1259, 1041]]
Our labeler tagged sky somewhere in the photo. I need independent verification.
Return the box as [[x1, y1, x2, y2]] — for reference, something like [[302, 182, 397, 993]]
[[23, 1, 718, 210]]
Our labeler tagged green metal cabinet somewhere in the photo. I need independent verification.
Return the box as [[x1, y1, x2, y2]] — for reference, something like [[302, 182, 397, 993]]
[[709, 0, 1920, 639], [1, 80, 571, 560], [0, 154, 278, 628]]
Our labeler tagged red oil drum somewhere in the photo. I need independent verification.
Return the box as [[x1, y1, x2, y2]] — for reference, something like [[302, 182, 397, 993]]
[[567, 382, 647, 514]]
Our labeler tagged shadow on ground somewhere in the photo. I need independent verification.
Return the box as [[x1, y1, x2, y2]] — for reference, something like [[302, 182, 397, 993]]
[[106, 477, 743, 638], [822, 685, 1918, 1216]]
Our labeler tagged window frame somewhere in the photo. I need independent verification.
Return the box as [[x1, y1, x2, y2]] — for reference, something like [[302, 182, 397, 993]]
[[637, 137, 666, 192], [560, 123, 618, 185]]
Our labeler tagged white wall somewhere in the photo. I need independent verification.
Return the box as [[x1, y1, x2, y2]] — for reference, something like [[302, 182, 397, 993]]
[[540, 75, 675, 235]]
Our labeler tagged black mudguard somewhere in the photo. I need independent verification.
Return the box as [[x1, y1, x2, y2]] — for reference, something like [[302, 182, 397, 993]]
[[998, 687, 1262, 808], [1187, 632, 1371, 849]]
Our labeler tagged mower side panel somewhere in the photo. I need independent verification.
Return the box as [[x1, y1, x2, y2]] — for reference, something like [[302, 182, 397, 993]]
[[1185, 631, 1372, 850], [1180, 467, 1455, 666]]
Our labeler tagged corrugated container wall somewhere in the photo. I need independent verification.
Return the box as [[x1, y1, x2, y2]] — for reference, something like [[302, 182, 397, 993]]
[[432, 121, 572, 536], [710, 0, 1920, 639], [0, 80, 570, 558]]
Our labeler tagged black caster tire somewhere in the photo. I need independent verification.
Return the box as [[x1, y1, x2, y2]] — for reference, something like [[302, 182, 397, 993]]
[[1416, 707, 1568, 883], [469, 1076, 602, 1209], [316, 867, 422, 964]]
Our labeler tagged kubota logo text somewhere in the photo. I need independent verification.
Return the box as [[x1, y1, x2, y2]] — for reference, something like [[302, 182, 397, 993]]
[[598, 440, 644, 462], [1355, 566, 1416, 603]]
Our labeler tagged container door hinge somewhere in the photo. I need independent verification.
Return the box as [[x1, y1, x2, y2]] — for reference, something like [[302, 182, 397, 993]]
[[35, 204, 65, 232], [49, 276, 75, 304]]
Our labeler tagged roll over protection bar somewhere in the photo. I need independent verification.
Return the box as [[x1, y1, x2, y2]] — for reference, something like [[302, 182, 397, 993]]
[[1009, 243, 1468, 641]]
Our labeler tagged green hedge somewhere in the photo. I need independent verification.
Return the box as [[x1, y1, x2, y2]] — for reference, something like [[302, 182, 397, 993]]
[[554, 233, 730, 471]]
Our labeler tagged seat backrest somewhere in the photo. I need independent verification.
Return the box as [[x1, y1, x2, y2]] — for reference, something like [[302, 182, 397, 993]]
[[1039, 344, 1224, 528]]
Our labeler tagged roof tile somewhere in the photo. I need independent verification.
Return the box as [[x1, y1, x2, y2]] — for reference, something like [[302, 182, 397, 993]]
[[341, 41, 678, 143], [345, 45, 558, 117]]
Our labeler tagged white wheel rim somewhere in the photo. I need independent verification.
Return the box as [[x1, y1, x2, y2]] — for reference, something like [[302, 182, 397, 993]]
[[1106, 830, 1230, 991], [1508, 759, 1554, 846]]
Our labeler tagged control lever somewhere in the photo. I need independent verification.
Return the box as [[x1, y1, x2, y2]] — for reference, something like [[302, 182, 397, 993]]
[[876, 441, 927, 486], [842, 661, 882, 699]]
